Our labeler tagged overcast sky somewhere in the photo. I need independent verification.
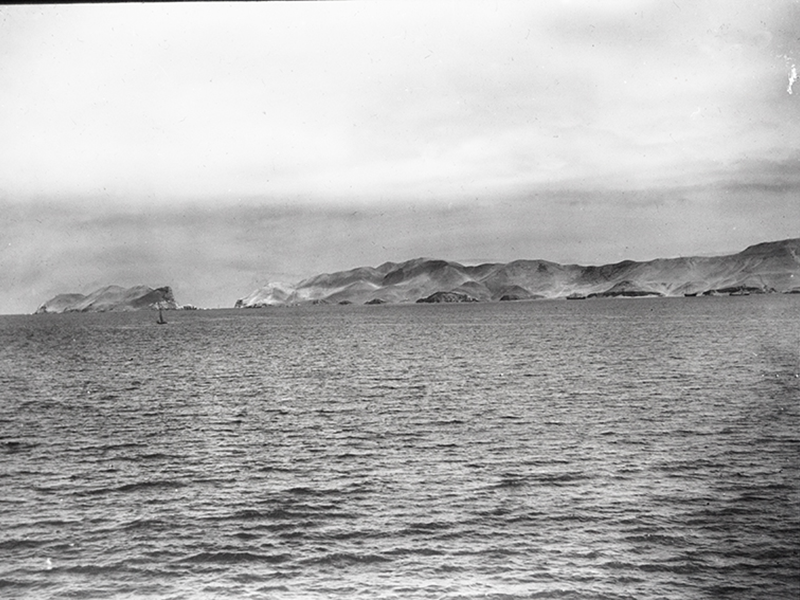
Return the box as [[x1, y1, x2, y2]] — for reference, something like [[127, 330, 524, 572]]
[[1, 0, 798, 313]]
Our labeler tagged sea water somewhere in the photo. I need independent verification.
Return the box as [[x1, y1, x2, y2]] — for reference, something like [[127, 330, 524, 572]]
[[1, 296, 798, 600]]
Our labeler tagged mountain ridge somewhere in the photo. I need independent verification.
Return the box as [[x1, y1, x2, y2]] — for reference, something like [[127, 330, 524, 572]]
[[235, 238, 800, 307], [35, 285, 181, 314]]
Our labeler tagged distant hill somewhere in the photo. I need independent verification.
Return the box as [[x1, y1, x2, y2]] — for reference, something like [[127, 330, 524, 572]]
[[234, 238, 800, 307], [35, 285, 179, 314]]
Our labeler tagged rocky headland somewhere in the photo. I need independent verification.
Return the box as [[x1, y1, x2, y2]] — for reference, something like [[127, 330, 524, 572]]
[[235, 238, 800, 307], [35, 285, 180, 314]]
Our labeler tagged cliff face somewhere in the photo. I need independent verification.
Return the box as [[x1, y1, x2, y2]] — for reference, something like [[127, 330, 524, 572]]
[[35, 286, 179, 314], [234, 238, 800, 307]]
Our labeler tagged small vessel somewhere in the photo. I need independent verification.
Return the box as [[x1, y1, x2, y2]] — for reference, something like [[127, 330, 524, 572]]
[[157, 305, 167, 325]]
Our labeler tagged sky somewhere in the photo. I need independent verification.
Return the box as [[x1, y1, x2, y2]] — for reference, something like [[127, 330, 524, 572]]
[[1, 0, 798, 313]]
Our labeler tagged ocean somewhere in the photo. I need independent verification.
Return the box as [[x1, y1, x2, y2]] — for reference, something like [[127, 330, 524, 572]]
[[1, 296, 798, 600]]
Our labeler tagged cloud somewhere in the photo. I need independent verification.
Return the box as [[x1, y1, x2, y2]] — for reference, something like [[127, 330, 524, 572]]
[[1, 1, 796, 206]]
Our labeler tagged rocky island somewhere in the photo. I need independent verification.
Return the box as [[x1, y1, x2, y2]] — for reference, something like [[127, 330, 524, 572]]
[[234, 238, 800, 307], [35, 285, 180, 314]]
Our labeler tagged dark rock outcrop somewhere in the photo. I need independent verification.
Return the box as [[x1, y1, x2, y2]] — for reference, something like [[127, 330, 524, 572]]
[[495, 285, 540, 301], [416, 291, 479, 303], [587, 280, 664, 298], [701, 285, 773, 296]]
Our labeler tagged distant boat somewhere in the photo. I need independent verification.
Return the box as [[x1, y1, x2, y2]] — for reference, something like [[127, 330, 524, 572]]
[[157, 306, 167, 325]]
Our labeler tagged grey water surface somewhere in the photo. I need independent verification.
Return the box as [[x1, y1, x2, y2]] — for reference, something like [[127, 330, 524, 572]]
[[1, 296, 798, 599]]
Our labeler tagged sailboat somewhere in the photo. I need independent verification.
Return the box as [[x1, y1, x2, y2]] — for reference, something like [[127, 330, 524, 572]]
[[157, 303, 167, 325]]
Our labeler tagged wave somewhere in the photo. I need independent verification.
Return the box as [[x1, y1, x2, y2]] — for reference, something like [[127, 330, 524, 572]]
[[214, 507, 321, 522], [1, 440, 39, 453], [78, 479, 188, 496], [179, 551, 292, 565], [301, 551, 391, 566], [490, 470, 591, 489], [120, 517, 170, 531], [0, 538, 50, 550]]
